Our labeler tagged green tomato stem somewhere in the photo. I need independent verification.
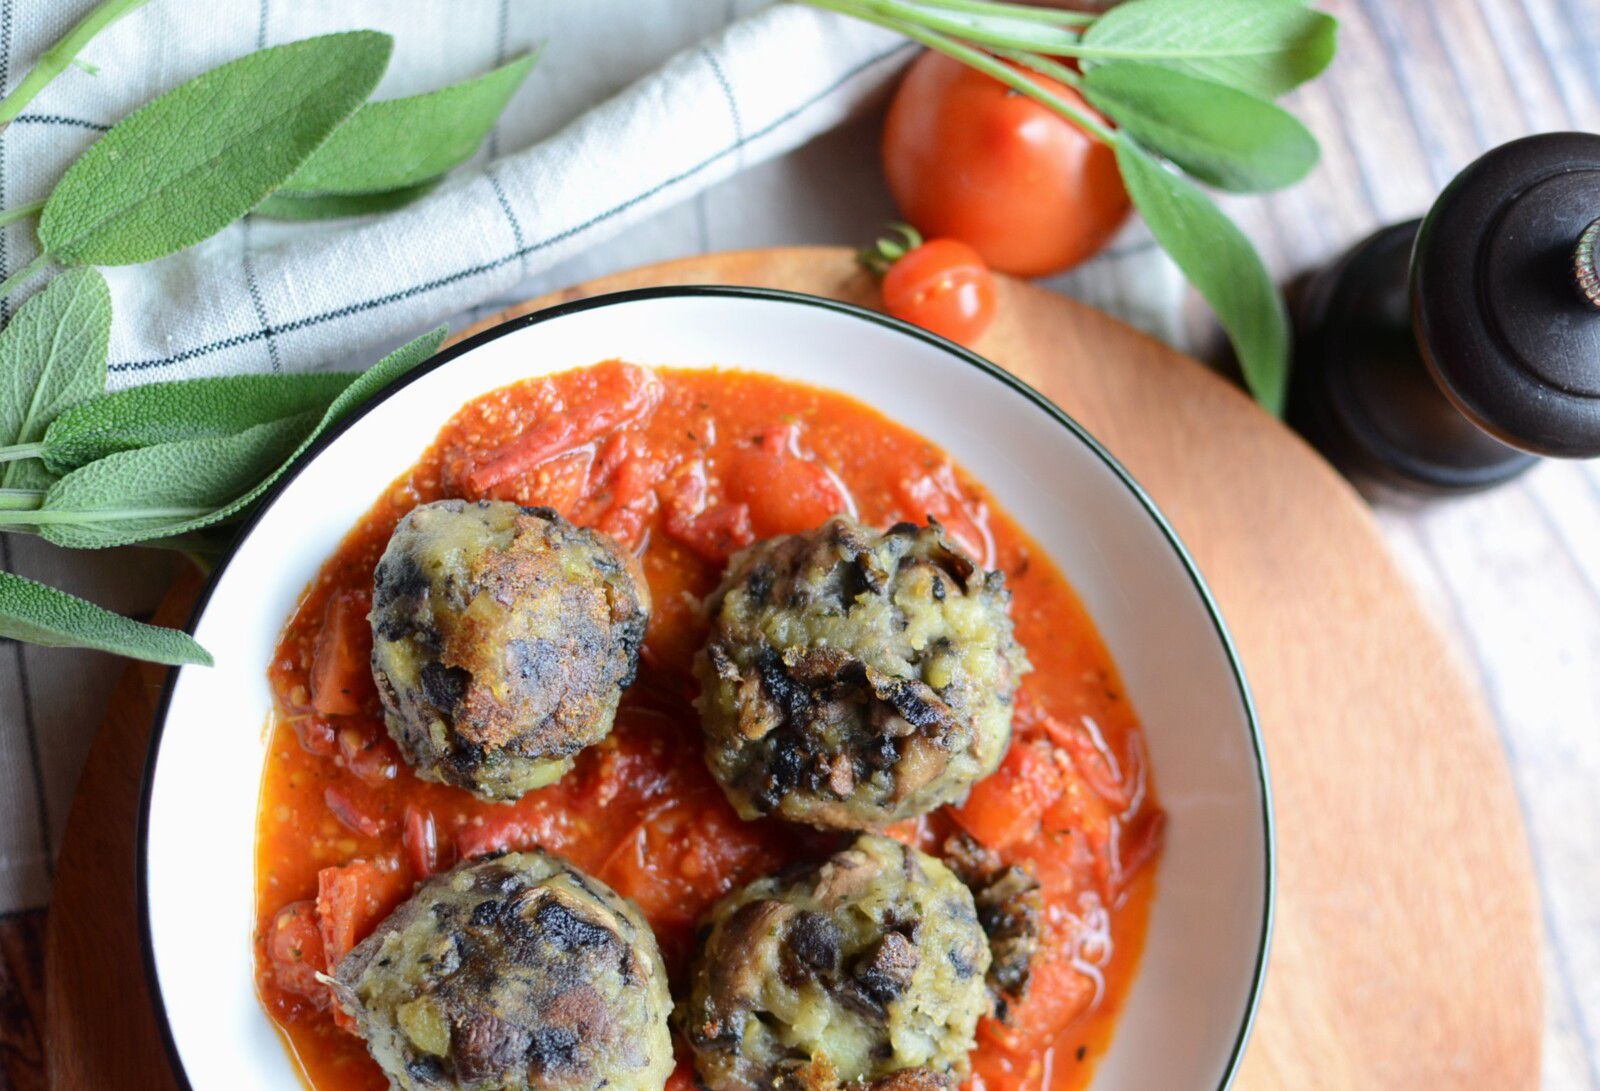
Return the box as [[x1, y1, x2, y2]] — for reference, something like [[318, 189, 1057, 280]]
[[0, 199, 47, 229], [0, 0, 152, 128]]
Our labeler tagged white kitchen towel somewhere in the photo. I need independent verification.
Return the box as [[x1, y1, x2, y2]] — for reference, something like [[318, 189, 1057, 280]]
[[2, 1, 913, 383], [0, 0, 1181, 914]]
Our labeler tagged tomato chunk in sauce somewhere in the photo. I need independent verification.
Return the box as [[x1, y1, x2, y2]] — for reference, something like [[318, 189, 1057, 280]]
[[255, 364, 1161, 1091]]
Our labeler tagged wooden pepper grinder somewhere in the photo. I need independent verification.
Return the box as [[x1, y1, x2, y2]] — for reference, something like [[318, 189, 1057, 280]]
[[1290, 132, 1600, 493]]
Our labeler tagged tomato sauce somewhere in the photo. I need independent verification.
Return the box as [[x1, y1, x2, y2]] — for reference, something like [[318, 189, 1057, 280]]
[[255, 363, 1161, 1091]]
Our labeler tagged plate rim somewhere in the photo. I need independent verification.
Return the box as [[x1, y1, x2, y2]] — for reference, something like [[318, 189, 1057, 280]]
[[135, 284, 1275, 1091]]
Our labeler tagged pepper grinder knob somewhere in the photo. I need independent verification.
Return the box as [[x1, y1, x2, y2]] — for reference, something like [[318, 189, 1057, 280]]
[[1576, 217, 1600, 309], [1291, 132, 1600, 493]]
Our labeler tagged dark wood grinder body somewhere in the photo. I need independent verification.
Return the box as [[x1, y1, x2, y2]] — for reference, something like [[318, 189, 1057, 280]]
[[1291, 132, 1600, 493]]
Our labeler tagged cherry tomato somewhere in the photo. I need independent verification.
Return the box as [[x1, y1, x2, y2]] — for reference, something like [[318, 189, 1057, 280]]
[[863, 226, 998, 346], [883, 50, 1130, 277], [266, 900, 328, 1004]]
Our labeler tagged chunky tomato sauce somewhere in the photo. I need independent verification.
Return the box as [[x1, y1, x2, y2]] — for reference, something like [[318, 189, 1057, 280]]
[[256, 363, 1161, 1091]]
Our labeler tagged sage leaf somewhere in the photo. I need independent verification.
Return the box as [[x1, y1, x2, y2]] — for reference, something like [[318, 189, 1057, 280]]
[[34, 412, 318, 549], [1080, 0, 1338, 98], [1082, 62, 1318, 192], [0, 570, 211, 666], [1114, 140, 1288, 413], [37, 31, 393, 267], [18, 325, 446, 548], [254, 180, 442, 222], [40, 371, 357, 474], [276, 52, 538, 197], [0, 269, 111, 489], [0, 0, 153, 129]]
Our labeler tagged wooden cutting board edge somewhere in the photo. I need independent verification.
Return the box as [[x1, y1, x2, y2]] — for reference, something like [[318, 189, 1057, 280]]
[[44, 246, 1542, 1090]]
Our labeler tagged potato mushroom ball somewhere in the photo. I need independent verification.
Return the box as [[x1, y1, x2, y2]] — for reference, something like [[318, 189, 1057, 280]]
[[695, 515, 1028, 829], [329, 851, 673, 1091], [681, 834, 990, 1091], [370, 500, 649, 801]]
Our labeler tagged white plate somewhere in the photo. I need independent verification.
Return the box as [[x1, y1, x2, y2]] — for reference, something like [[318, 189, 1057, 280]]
[[140, 288, 1271, 1090]]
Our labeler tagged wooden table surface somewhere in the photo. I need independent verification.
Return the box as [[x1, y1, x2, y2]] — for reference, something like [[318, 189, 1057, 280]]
[[5, 2, 1599, 1089]]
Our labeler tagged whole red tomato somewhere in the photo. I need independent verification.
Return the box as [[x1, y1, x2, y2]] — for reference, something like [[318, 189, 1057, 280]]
[[882, 50, 1130, 278]]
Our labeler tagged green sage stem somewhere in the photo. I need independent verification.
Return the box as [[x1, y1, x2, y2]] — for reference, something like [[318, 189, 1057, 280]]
[[0, 504, 212, 526], [820, 0, 1079, 52], [0, 0, 153, 129], [0, 489, 43, 512], [0, 200, 46, 229], [0, 254, 50, 303], [912, 0, 1093, 25], [806, 0, 1116, 143], [0, 443, 45, 465]]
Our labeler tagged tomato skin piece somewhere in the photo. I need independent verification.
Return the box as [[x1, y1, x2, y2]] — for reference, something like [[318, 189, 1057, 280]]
[[880, 238, 997, 346], [466, 361, 663, 493], [951, 738, 1064, 849], [883, 51, 1130, 278], [314, 859, 411, 1029], [267, 900, 329, 1006], [312, 859, 411, 1030], [402, 805, 440, 878], [308, 590, 373, 717], [323, 784, 389, 840], [725, 425, 851, 539]]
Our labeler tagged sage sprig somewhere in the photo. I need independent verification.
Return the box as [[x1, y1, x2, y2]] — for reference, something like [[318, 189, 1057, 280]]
[[267, 51, 539, 209], [22, 372, 359, 474], [0, 570, 212, 666], [0, 326, 447, 550], [0, 269, 111, 491], [255, 181, 443, 223], [1079, 0, 1336, 97], [25, 31, 392, 282], [0, 28, 538, 289], [804, 0, 1338, 413], [0, 305, 447, 662]]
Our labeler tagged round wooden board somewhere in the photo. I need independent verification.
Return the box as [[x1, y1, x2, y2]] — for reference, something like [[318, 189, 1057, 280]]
[[46, 247, 1541, 1090]]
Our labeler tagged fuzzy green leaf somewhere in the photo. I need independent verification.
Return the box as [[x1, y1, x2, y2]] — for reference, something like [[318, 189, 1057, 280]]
[[18, 326, 446, 548], [0, 570, 211, 665], [1082, 62, 1318, 192], [276, 52, 538, 197], [0, 269, 111, 489], [38, 31, 393, 267], [1114, 140, 1288, 413], [1080, 0, 1338, 98], [34, 412, 318, 548], [40, 371, 357, 474], [254, 180, 442, 221]]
